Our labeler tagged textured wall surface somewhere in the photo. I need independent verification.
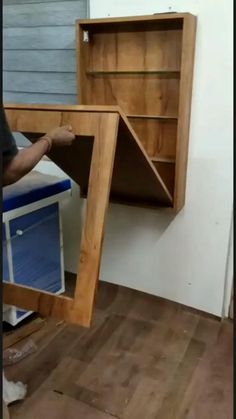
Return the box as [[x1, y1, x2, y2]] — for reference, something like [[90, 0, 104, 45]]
[[3, 0, 88, 105]]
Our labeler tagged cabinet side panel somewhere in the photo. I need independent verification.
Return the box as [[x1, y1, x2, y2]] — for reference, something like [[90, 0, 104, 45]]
[[174, 15, 197, 212], [77, 23, 89, 103]]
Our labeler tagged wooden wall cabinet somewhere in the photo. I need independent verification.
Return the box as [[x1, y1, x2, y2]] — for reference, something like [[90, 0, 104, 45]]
[[4, 13, 197, 327], [76, 13, 197, 212]]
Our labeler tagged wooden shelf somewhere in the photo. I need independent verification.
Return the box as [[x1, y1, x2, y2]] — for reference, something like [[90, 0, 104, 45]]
[[86, 69, 180, 76], [151, 157, 176, 164], [127, 114, 178, 120], [78, 13, 197, 212]]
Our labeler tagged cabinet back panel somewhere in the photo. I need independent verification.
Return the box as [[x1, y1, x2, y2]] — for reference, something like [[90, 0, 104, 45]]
[[128, 118, 177, 159], [79, 24, 182, 170], [153, 161, 175, 195], [83, 77, 180, 116], [87, 29, 183, 71]]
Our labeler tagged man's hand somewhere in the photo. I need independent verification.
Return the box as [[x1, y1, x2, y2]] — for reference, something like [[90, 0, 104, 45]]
[[3, 125, 76, 186], [43, 125, 75, 148]]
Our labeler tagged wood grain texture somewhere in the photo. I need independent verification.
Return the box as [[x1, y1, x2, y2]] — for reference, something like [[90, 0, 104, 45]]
[[3, 283, 75, 322], [77, 20, 89, 105], [77, 13, 196, 211], [6, 280, 233, 419], [5, 103, 121, 111], [4, 104, 172, 326], [83, 76, 179, 116], [174, 14, 197, 212], [129, 118, 177, 159], [153, 161, 176, 195], [79, 28, 181, 117], [87, 29, 182, 71], [3, 318, 46, 350], [3, 109, 118, 327], [4, 111, 116, 334], [110, 117, 172, 206], [87, 70, 180, 75], [4, 104, 172, 205], [72, 113, 119, 326]]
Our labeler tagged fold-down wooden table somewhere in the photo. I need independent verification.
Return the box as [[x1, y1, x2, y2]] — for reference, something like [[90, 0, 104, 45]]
[[3, 104, 172, 327]]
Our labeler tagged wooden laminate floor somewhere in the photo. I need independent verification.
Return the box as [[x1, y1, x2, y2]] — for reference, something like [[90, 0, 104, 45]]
[[5, 277, 233, 419]]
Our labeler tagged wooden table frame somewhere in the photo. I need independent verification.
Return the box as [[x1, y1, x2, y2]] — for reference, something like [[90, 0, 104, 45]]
[[3, 104, 172, 327]]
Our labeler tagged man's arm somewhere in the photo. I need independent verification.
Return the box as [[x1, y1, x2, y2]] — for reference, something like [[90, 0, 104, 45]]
[[3, 137, 49, 186], [3, 126, 75, 186]]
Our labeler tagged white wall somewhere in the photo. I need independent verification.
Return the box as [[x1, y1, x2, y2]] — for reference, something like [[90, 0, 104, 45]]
[[38, 0, 233, 317]]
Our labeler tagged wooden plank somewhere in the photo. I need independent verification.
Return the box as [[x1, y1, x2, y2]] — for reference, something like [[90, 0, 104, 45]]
[[127, 114, 178, 120], [87, 70, 181, 75], [3, 50, 76, 72], [174, 14, 197, 212], [4, 104, 120, 111], [152, 157, 175, 163], [174, 323, 233, 419], [3, 318, 46, 350], [6, 284, 231, 419], [4, 105, 122, 117], [72, 113, 119, 326], [3, 26, 76, 50], [73, 312, 199, 417], [3, 105, 173, 325], [3, 1, 87, 28], [86, 29, 182, 72], [3, 71, 76, 94], [3, 284, 76, 323], [153, 161, 175, 195], [3, 92, 77, 105], [3, 111, 119, 327], [77, 20, 89, 104], [82, 76, 179, 116], [4, 322, 88, 395], [129, 118, 177, 159], [14, 391, 116, 419]]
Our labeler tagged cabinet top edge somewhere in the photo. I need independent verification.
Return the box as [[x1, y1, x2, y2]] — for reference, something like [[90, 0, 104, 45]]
[[77, 13, 196, 26]]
